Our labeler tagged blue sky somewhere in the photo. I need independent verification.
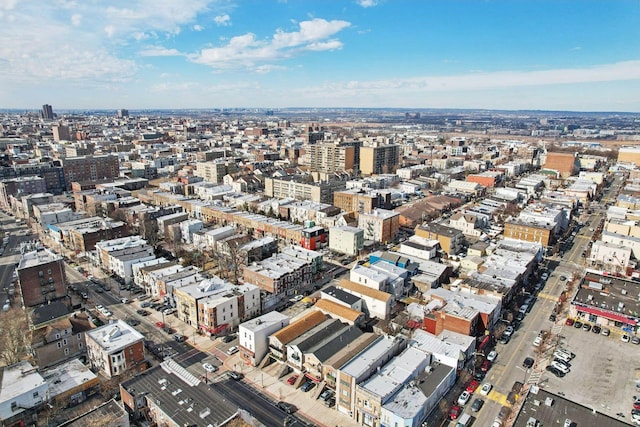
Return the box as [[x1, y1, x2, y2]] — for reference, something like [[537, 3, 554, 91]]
[[1, 0, 639, 111]]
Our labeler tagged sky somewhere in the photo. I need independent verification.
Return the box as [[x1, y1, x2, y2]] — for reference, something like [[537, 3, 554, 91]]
[[1, 0, 639, 112]]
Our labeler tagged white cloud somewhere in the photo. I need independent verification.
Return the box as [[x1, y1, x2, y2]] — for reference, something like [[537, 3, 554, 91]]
[[356, 0, 379, 8], [214, 14, 231, 26], [193, 24, 204, 31], [70, 13, 82, 26], [191, 18, 350, 70], [139, 46, 184, 57]]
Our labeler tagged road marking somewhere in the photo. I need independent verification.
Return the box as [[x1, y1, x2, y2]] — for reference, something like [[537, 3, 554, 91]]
[[483, 389, 511, 407], [537, 292, 558, 301]]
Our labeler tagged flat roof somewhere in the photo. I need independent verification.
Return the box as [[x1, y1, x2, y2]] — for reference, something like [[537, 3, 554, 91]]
[[240, 311, 290, 333], [341, 335, 402, 380], [514, 387, 629, 427], [0, 361, 46, 404], [86, 320, 144, 354], [18, 248, 61, 269], [42, 358, 98, 398]]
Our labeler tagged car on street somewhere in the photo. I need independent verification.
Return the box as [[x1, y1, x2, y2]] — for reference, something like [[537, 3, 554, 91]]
[[592, 325, 602, 334], [480, 383, 492, 396], [222, 334, 236, 343], [480, 360, 491, 373], [126, 318, 140, 326], [173, 334, 186, 342], [155, 321, 165, 328], [601, 327, 610, 336], [487, 350, 498, 362], [276, 401, 295, 414], [550, 361, 570, 374], [548, 313, 556, 322], [622, 334, 631, 343], [287, 374, 298, 385], [228, 371, 242, 381], [541, 273, 549, 280], [226, 346, 239, 355], [565, 318, 575, 326], [533, 336, 543, 347], [471, 398, 484, 412], [449, 405, 462, 420], [457, 390, 471, 405], [632, 336, 640, 345], [573, 320, 583, 329], [560, 275, 567, 281], [504, 326, 514, 337], [582, 323, 591, 332], [523, 357, 535, 369], [499, 334, 511, 345], [203, 363, 218, 373]]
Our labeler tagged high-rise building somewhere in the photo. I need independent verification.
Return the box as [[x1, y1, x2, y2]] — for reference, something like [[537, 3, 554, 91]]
[[360, 142, 400, 175], [117, 109, 129, 118], [305, 142, 355, 174], [52, 124, 71, 141], [41, 104, 54, 120]]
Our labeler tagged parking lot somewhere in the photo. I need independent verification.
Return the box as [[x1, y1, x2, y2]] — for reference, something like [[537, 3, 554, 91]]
[[540, 318, 640, 419]]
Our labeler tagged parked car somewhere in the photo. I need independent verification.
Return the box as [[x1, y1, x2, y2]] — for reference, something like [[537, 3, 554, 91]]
[[173, 334, 186, 343], [533, 336, 543, 347], [300, 381, 316, 392], [226, 346, 239, 355], [487, 351, 498, 362], [632, 336, 640, 345], [202, 363, 218, 373], [287, 375, 298, 385], [565, 318, 575, 326], [480, 360, 491, 373], [622, 334, 631, 343], [548, 313, 556, 322], [592, 325, 602, 334], [466, 380, 479, 393], [582, 323, 592, 332], [222, 334, 236, 343], [319, 389, 334, 402], [449, 405, 462, 420], [457, 390, 471, 405], [155, 321, 165, 328], [573, 320, 583, 329], [601, 327, 611, 336], [546, 365, 566, 378], [550, 361, 570, 374], [324, 397, 336, 407]]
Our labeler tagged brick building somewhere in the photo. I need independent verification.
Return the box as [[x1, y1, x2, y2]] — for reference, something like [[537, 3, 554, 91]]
[[85, 320, 145, 379], [17, 248, 68, 308], [62, 155, 120, 190], [543, 152, 579, 178]]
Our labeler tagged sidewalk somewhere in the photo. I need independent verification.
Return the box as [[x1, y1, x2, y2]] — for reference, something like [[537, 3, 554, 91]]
[[222, 354, 360, 427]]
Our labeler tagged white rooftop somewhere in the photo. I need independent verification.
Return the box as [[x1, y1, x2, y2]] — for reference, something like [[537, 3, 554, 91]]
[[86, 320, 144, 354], [0, 361, 46, 405], [240, 311, 289, 333], [341, 335, 400, 380]]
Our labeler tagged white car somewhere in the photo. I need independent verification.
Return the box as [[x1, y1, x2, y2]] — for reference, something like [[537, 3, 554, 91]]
[[541, 273, 549, 280], [533, 336, 543, 347], [622, 334, 631, 342], [227, 346, 239, 355], [95, 305, 104, 311], [457, 390, 471, 405], [550, 361, 570, 374], [202, 363, 218, 373], [103, 310, 113, 317], [487, 350, 498, 362], [480, 383, 492, 396]]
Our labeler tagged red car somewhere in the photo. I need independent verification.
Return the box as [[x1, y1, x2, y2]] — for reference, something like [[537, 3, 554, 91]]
[[480, 360, 491, 373], [155, 321, 165, 328], [466, 380, 479, 393], [449, 405, 462, 420], [565, 318, 575, 326], [287, 375, 298, 385]]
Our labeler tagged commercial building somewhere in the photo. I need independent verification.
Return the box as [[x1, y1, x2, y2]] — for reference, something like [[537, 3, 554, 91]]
[[617, 146, 640, 167], [85, 320, 145, 379], [17, 248, 68, 308], [543, 152, 579, 178]]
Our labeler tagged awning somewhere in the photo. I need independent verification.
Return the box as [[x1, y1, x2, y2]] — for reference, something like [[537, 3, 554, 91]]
[[577, 305, 637, 326], [304, 372, 321, 382]]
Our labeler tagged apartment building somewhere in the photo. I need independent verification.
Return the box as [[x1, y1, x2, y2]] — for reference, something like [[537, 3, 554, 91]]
[[195, 159, 238, 184], [238, 311, 290, 366], [198, 281, 261, 335], [85, 320, 145, 379], [305, 142, 355, 173], [268, 311, 328, 361], [329, 226, 364, 256], [264, 176, 346, 204], [337, 279, 393, 320], [358, 208, 400, 243], [62, 155, 120, 190], [95, 236, 149, 272], [360, 143, 399, 175], [242, 253, 313, 298], [333, 188, 392, 214], [31, 313, 93, 368], [414, 222, 465, 256], [503, 219, 555, 246], [17, 248, 68, 308], [0, 176, 47, 207], [33, 203, 75, 227]]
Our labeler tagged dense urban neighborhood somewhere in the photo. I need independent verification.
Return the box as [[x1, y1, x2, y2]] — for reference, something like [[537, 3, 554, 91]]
[[0, 107, 639, 427]]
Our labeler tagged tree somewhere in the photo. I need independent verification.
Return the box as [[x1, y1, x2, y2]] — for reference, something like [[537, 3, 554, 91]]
[[139, 219, 160, 248], [0, 308, 33, 367]]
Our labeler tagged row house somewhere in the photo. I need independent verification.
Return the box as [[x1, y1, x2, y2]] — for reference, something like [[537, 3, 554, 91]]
[[85, 320, 145, 379], [242, 253, 313, 301], [95, 236, 149, 272], [238, 311, 290, 366], [133, 260, 180, 296], [268, 311, 327, 362]]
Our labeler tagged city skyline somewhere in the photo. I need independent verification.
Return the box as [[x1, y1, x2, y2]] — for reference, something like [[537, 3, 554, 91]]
[[1, 0, 639, 112]]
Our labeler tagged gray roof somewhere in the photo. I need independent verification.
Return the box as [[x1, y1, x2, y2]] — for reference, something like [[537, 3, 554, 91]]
[[309, 325, 363, 363], [322, 285, 361, 305]]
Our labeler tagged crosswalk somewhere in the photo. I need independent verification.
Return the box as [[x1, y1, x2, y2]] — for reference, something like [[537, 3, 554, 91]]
[[537, 292, 559, 301]]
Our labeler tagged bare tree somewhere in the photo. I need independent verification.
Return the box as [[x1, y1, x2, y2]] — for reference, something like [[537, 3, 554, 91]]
[[211, 239, 247, 285], [0, 308, 33, 366]]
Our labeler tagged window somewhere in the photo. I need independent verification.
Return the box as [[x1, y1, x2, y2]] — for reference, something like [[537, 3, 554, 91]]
[[55, 333, 60, 339], [47, 269, 51, 275], [77, 333, 81, 339], [63, 339, 67, 346], [56, 342, 62, 349], [78, 342, 82, 349], [33, 392, 39, 398], [11, 402, 17, 411], [64, 348, 69, 355]]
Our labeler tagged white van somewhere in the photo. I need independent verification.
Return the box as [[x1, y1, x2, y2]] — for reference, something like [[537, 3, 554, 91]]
[[456, 414, 472, 427]]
